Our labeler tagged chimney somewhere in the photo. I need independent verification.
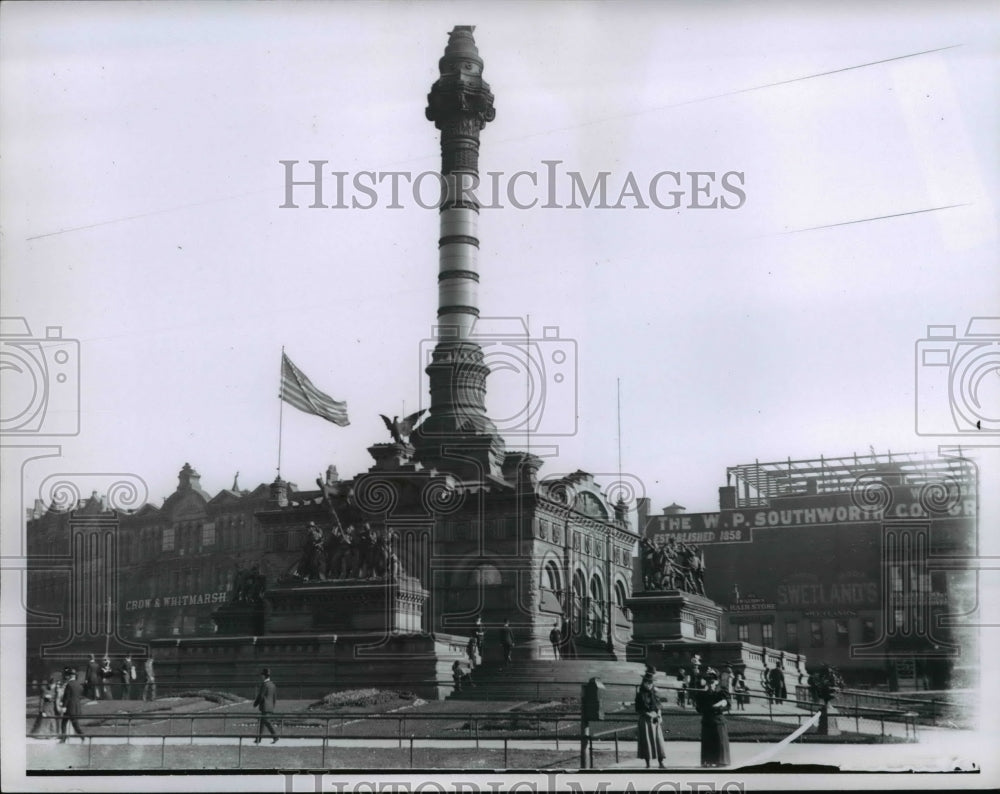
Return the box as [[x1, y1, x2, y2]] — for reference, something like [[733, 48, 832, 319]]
[[636, 497, 651, 527], [719, 486, 737, 510]]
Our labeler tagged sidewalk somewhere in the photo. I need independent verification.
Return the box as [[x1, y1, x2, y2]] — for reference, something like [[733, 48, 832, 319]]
[[606, 725, 984, 773]]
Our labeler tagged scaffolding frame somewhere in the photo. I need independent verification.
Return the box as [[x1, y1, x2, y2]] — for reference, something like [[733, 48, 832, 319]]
[[725, 451, 976, 509]]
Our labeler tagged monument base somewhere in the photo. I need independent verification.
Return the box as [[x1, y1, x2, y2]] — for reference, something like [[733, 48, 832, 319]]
[[626, 590, 723, 643], [148, 631, 470, 701], [624, 590, 809, 701], [152, 576, 454, 699], [263, 575, 426, 635], [212, 575, 427, 636]]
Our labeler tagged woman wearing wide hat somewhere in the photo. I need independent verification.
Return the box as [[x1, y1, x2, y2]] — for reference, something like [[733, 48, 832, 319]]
[[634, 670, 667, 768], [694, 667, 731, 767]]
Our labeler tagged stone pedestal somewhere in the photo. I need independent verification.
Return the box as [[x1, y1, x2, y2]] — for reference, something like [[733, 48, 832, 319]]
[[212, 603, 265, 636], [263, 576, 427, 635], [213, 576, 427, 636], [818, 702, 840, 735], [626, 590, 723, 644]]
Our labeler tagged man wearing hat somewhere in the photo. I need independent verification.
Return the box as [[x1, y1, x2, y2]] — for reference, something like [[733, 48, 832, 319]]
[[634, 669, 667, 768], [59, 667, 86, 743], [252, 668, 278, 744]]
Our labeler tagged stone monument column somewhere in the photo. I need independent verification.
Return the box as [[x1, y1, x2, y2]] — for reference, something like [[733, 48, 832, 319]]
[[412, 26, 506, 481]]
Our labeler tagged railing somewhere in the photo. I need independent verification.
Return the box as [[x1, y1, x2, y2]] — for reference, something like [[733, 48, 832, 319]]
[[28, 698, 918, 742], [837, 688, 948, 722], [27, 679, 921, 741], [28, 698, 921, 771]]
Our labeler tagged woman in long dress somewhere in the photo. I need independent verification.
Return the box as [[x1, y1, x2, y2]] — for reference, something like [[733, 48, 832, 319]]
[[635, 672, 667, 768], [694, 667, 731, 767]]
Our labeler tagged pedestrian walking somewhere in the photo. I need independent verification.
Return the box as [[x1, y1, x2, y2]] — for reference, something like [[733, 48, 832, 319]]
[[252, 668, 279, 743], [733, 670, 748, 711], [500, 619, 514, 668], [473, 617, 485, 658], [118, 653, 136, 700], [53, 672, 67, 728], [30, 676, 59, 737], [59, 668, 86, 743], [768, 663, 787, 704], [676, 668, 689, 708], [549, 621, 562, 660], [143, 654, 157, 701], [694, 668, 730, 767], [720, 664, 733, 696], [85, 654, 100, 700], [634, 671, 667, 769], [98, 657, 114, 699], [760, 664, 773, 702]]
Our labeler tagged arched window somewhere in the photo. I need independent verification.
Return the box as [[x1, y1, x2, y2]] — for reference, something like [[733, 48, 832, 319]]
[[543, 560, 562, 593], [571, 570, 587, 637], [615, 580, 629, 609], [589, 575, 604, 638]]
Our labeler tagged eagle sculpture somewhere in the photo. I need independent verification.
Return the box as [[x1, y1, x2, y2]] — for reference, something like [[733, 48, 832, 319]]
[[380, 409, 427, 444]]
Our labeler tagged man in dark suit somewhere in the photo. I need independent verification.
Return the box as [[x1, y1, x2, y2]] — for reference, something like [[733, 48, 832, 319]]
[[769, 663, 787, 704], [85, 654, 100, 700], [252, 668, 278, 743], [59, 667, 86, 743], [500, 619, 515, 669], [118, 654, 136, 700], [549, 621, 562, 660]]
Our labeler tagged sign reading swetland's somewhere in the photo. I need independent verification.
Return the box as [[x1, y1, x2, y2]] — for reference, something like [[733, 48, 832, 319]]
[[646, 497, 975, 545], [125, 590, 229, 610]]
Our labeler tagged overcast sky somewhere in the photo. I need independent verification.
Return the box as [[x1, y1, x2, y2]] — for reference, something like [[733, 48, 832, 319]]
[[2, 1, 998, 520]]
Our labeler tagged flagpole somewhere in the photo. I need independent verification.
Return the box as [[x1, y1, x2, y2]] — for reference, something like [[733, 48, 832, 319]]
[[526, 314, 531, 455], [617, 377, 622, 487], [277, 346, 285, 478]]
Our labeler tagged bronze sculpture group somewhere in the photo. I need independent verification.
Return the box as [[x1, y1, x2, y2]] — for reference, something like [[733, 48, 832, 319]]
[[639, 536, 706, 595], [294, 520, 403, 583], [231, 564, 267, 605]]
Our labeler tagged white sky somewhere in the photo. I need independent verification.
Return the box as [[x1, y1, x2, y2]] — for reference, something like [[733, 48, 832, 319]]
[[2, 1, 1000, 789], [1, 3, 998, 515]]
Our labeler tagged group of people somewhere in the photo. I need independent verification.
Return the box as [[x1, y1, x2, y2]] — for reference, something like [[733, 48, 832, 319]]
[[635, 664, 732, 769], [462, 617, 517, 671], [75, 652, 154, 702], [676, 662, 749, 711], [30, 652, 157, 740], [454, 616, 540, 690], [30, 667, 86, 743], [761, 662, 788, 703]]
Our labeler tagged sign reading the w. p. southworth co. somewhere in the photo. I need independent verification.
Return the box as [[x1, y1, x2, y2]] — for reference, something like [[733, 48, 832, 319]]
[[646, 495, 975, 546]]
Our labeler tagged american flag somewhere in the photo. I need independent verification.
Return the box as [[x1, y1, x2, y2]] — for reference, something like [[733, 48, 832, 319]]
[[280, 352, 350, 427]]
